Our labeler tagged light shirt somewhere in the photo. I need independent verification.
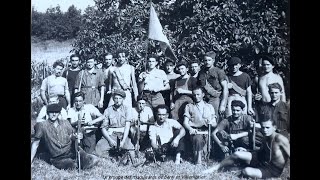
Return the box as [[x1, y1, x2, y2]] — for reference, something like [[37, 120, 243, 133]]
[[36, 106, 68, 122], [40, 75, 69, 96], [101, 104, 132, 128], [149, 118, 182, 145], [131, 106, 154, 132], [184, 101, 216, 127], [139, 68, 169, 92]]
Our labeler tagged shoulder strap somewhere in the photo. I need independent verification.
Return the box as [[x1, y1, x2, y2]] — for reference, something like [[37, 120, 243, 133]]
[[78, 70, 84, 91], [228, 76, 246, 96], [114, 67, 130, 90]]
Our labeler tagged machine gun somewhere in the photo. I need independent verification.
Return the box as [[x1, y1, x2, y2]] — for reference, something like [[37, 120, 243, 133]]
[[75, 113, 85, 172], [216, 130, 235, 157]]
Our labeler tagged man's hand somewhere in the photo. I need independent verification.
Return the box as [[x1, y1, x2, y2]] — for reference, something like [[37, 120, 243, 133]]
[[66, 104, 71, 111], [108, 139, 117, 147], [249, 119, 256, 128], [220, 144, 229, 153], [170, 102, 175, 110], [74, 132, 83, 140], [87, 121, 94, 126], [176, 88, 185, 94], [189, 128, 198, 135], [119, 140, 125, 148], [219, 105, 226, 116], [247, 107, 255, 116], [254, 93, 262, 101], [230, 134, 238, 140], [98, 100, 103, 108], [171, 138, 179, 148]]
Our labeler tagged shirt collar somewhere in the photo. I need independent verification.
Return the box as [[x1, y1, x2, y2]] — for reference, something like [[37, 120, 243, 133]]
[[112, 104, 124, 111]]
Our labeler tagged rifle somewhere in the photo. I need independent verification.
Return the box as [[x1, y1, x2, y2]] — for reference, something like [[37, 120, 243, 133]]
[[207, 124, 211, 164], [75, 113, 85, 172], [252, 119, 256, 151], [135, 112, 141, 158]]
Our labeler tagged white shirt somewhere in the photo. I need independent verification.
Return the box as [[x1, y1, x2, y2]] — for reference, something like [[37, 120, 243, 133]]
[[149, 118, 182, 145], [131, 106, 154, 132]]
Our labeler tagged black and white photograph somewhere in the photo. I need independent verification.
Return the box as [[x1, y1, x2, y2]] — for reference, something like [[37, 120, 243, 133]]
[[31, 0, 290, 179]]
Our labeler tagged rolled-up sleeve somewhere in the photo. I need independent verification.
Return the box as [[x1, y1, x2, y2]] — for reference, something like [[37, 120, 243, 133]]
[[183, 104, 192, 119], [149, 125, 157, 143], [34, 122, 44, 140]]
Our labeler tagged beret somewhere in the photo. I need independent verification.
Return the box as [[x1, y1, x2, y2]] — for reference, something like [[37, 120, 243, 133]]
[[47, 103, 62, 113], [227, 57, 242, 66], [113, 89, 126, 98]]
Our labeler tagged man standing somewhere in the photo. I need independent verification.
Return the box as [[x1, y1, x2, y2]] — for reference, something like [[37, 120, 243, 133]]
[[74, 55, 105, 111], [202, 117, 290, 179], [225, 57, 254, 117], [183, 87, 217, 164], [108, 50, 138, 108], [163, 59, 179, 109], [31, 104, 99, 170], [40, 60, 71, 110], [102, 52, 115, 110], [258, 83, 290, 138], [62, 54, 82, 107], [198, 51, 228, 120], [95, 89, 138, 164], [67, 92, 104, 154], [36, 94, 68, 122], [170, 60, 197, 123], [149, 105, 186, 164], [190, 61, 201, 78], [138, 54, 170, 108]]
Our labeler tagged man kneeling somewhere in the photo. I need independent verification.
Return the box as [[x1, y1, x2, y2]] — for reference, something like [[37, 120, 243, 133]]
[[149, 105, 186, 164], [202, 116, 290, 179], [31, 104, 99, 170]]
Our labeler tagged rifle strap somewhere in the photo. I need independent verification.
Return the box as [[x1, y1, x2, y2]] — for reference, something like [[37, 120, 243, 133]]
[[227, 76, 246, 96], [114, 67, 130, 90]]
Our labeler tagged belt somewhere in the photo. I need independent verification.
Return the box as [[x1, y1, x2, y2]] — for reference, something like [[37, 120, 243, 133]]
[[82, 86, 97, 89], [143, 90, 158, 95], [191, 126, 208, 132], [57, 94, 65, 98]]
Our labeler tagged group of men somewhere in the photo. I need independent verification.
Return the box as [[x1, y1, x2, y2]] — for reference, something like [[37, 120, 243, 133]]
[[31, 50, 290, 179]]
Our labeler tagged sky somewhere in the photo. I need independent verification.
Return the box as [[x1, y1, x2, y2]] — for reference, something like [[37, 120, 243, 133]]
[[31, 0, 95, 13]]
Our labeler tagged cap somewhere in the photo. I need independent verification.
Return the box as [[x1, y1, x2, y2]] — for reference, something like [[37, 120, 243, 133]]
[[164, 59, 175, 66], [113, 89, 126, 98], [47, 103, 62, 113], [176, 60, 189, 68], [227, 57, 241, 66]]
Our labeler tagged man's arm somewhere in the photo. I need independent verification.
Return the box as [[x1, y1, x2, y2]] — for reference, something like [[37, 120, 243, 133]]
[[230, 132, 249, 140], [219, 80, 228, 114], [131, 66, 138, 101], [277, 76, 286, 102], [278, 134, 290, 157], [246, 86, 254, 115], [40, 90, 48, 105], [120, 121, 131, 148], [31, 139, 40, 163], [149, 126, 158, 149]]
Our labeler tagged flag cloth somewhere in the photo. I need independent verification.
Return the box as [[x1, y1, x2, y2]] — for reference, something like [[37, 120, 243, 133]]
[[148, 4, 177, 61]]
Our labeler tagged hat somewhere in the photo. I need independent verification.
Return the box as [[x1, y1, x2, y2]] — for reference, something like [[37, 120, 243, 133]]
[[227, 57, 241, 66], [113, 89, 126, 98], [231, 100, 245, 109], [47, 104, 62, 113], [164, 59, 175, 66]]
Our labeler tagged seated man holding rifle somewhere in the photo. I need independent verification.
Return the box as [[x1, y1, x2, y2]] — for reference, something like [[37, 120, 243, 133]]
[[31, 104, 99, 170], [183, 86, 217, 165]]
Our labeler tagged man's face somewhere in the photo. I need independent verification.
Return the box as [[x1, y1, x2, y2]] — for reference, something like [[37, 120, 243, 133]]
[[137, 100, 146, 112], [156, 108, 168, 124], [228, 63, 241, 74], [104, 55, 113, 67], [48, 112, 60, 121], [48, 97, 59, 104], [177, 65, 188, 76], [86, 59, 95, 69], [190, 63, 200, 74], [147, 58, 157, 69], [262, 60, 274, 73], [96, 63, 102, 69], [260, 120, 276, 137], [165, 63, 175, 73], [74, 96, 85, 110], [54, 65, 64, 77], [204, 56, 214, 68], [113, 95, 124, 106], [231, 106, 243, 118], [70, 57, 80, 68], [117, 52, 126, 65], [193, 89, 204, 103], [269, 87, 281, 102]]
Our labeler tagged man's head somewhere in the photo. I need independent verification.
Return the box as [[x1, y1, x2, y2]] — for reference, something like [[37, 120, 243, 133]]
[[231, 100, 245, 118], [260, 116, 276, 137], [155, 104, 169, 124], [204, 51, 216, 68], [164, 59, 176, 74], [85, 56, 96, 69], [147, 54, 159, 69], [47, 103, 62, 121], [95, 61, 103, 69], [227, 57, 242, 74], [48, 94, 59, 104], [117, 50, 128, 66], [268, 83, 283, 102], [261, 55, 275, 73], [192, 86, 205, 103], [190, 61, 200, 75], [73, 92, 85, 110], [112, 89, 126, 106], [176, 60, 189, 76], [103, 52, 113, 67], [53, 61, 65, 77], [136, 95, 147, 112], [70, 54, 81, 68]]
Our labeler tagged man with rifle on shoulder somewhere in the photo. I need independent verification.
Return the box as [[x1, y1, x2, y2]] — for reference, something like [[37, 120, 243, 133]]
[[31, 103, 99, 170]]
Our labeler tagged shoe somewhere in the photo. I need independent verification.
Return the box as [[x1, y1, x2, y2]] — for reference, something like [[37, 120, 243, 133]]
[[175, 157, 181, 164]]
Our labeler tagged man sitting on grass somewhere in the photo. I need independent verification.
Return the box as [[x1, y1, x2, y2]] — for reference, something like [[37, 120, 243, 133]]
[[149, 104, 186, 164], [202, 116, 290, 179], [31, 104, 99, 170]]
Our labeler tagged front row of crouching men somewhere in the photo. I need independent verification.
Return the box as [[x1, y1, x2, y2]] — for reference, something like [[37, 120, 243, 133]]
[[31, 86, 289, 179]]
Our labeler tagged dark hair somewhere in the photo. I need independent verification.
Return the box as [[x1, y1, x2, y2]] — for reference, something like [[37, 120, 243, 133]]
[[137, 95, 147, 102], [261, 54, 276, 66], [189, 60, 199, 66], [268, 82, 282, 92], [102, 52, 113, 58], [53, 61, 64, 68], [259, 113, 276, 126], [70, 54, 81, 61], [164, 59, 175, 66], [73, 91, 85, 100], [231, 100, 245, 109], [116, 49, 128, 57], [148, 54, 160, 62], [176, 60, 189, 68], [155, 104, 169, 114], [86, 54, 96, 61], [204, 51, 216, 60], [192, 86, 205, 93]]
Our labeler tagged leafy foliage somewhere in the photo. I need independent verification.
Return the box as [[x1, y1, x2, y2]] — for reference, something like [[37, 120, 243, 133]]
[[31, 5, 83, 41], [71, 0, 290, 98]]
